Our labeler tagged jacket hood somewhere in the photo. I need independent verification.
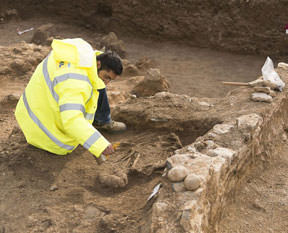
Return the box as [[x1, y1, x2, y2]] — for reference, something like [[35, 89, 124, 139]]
[[51, 38, 105, 89]]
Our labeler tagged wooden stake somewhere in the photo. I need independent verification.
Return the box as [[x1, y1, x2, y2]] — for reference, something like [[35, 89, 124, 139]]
[[222, 81, 250, 86]]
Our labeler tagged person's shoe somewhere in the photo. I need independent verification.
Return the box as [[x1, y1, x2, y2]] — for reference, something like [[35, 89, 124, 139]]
[[95, 120, 127, 133]]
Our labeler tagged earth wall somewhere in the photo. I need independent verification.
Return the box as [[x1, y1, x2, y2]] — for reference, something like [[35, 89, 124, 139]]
[[1, 0, 288, 56]]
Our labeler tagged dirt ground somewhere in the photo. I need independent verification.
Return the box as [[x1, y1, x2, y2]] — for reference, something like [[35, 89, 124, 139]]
[[0, 15, 288, 233], [218, 144, 288, 233]]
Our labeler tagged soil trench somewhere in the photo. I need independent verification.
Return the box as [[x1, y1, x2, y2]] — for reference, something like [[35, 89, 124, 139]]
[[0, 11, 288, 233], [0, 101, 214, 233]]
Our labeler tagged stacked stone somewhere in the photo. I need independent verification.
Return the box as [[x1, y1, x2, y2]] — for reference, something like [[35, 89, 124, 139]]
[[156, 113, 268, 232]]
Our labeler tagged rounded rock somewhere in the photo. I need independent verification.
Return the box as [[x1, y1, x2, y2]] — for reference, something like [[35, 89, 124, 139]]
[[184, 174, 201, 191], [171, 182, 186, 192], [167, 166, 189, 182]]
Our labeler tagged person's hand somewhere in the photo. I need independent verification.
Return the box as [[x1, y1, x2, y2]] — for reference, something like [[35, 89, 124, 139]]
[[102, 144, 114, 155]]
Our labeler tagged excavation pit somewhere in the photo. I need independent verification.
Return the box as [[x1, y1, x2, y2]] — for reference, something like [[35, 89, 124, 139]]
[[1, 2, 288, 232]]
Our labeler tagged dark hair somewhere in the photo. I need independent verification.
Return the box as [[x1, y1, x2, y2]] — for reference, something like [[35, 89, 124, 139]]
[[96, 52, 123, 75]]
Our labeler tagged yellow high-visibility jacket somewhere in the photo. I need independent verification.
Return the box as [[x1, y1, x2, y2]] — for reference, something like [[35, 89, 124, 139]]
[[15, 38, 109, 158]]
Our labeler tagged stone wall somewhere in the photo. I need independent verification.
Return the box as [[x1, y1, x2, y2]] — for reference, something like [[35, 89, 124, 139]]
[[150, 67, 288, 232]]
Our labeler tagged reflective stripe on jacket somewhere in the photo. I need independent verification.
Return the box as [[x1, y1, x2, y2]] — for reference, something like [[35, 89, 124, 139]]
[[15, 38, 109, 157]]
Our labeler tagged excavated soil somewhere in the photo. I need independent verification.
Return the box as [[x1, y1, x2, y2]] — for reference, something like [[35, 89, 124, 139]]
[[1, 0, 288, 57], [0, 6, 288, 233]]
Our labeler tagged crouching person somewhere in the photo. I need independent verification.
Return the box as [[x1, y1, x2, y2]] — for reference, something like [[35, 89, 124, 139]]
[[15, 38, 126, 160]]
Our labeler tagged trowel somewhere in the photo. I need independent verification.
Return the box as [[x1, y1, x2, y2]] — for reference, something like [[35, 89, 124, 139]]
[[95, 142, 120, 165]]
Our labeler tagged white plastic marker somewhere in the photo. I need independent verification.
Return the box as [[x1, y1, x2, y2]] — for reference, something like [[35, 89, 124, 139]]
[[17, 27, 34, 35], [147, 183, 162, 201]]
